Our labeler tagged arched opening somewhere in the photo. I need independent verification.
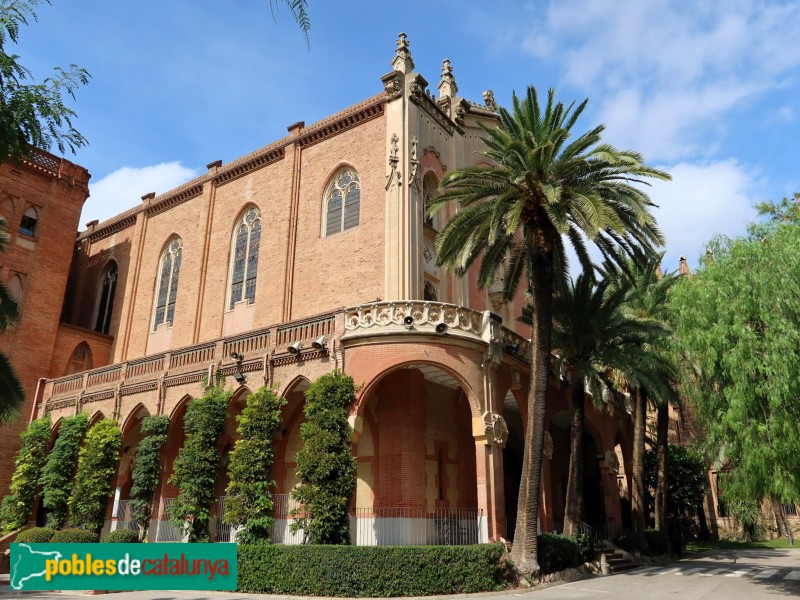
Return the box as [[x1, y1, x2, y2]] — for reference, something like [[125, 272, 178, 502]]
[[271, 377, 311, 544], [19, 206, 38, 237], [152, 395, 192, 542], [108, 405, 151, 535], [323, 168, 360, 236], [6, 274, 22, 306], [502, 390, 525, 541], [94, 262, 118, 334], [65, 342, 93, 375], [422, 172, 439, 229], [354, 364, 479, 545]]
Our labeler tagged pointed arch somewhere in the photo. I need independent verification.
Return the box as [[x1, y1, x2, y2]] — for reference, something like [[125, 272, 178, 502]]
[[88, 410, 107, 428], [152, 237, 183, 330], [94, 260, 118, 334], [227, 206, 262, 309], [322, 167, 360, 236], [64, 342, 93, 375], [19, 205, 38, 237], [120, 403, 151, 437], [422, 171, 439, 229]]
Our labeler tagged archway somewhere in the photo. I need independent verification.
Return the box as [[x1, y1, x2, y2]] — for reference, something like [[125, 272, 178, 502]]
[[107, 405, 151, 535], [354, 363, 479, 546], [502, 390, 525, 541]]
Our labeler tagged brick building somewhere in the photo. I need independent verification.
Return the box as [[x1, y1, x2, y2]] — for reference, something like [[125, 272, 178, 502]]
[[12, 36, 636, 543]]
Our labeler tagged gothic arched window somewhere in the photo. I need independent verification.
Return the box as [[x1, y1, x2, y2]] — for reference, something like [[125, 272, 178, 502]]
[[424, 281, 438, 302], [423, 174, 438, 228], [6, 274, 22, 309], [324, 169, 360, 236], [94, 262, 118, 334], [65, 342, 93, 375], [19, 206, 38, 237], [153, 238, 182, 330], [228, 207, 261, 309]]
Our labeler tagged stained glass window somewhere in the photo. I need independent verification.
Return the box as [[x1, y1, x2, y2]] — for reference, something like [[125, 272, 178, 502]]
[[229, 207, 261, 309], [324, 169, 360, 235], [153, 238, 182, 330], [94, 262, 118, 334]]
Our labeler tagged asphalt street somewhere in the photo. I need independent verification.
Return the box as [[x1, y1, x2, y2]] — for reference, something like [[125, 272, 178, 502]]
[[2, 548, 798, 600]]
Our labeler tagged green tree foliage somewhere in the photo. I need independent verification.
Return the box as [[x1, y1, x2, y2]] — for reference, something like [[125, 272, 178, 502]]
[[69, 418, 122, 533], [671, 220, 800, 543], [169, 383, 231, 542], [643, 444, 707, 520], [0, 415, 51, 532], [129, 414, 169, 540], [291, 372, 357, 545], [40, 412, 88, 528], [0, 0, 89, 164], [0, 217, 23, 421], [225, 387, 286, 543], [269, 0, 310, 46], [429, 86, 667, 576]]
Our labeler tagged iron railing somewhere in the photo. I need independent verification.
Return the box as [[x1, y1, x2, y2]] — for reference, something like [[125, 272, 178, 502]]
[[113, 499, 137, 532], [351, 507, 483, 546]]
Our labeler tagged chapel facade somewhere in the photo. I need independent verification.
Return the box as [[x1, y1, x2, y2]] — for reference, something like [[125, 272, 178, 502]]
[[7, 36, 637, 544]]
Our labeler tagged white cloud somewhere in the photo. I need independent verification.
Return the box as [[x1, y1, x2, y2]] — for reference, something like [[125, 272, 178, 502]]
[[81, 162, 199, 227], [649, 159, 761, 271], [518, 0, 800, 161]]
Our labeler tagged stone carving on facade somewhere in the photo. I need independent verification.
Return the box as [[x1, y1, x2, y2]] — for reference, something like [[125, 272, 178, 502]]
[[482, 90, 498, 111], [482, 411, 509, 448], [604, 450, 620, 475], [454, 100, 468, 125], [422, 146, 446, 172], [409, 136, 420, 188], [543, 430, 553, 460], [386, 133, 401, 190], [511, 367, 522, 391], [381, 71, 403, 100], [438, 58, 458, 99], [392, 32, 415, 74], [344, 301, 483, 337], [489, 291, 505, 312]]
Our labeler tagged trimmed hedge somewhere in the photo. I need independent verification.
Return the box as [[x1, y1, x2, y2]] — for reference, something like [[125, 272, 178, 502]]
[[50, 528, 99, 543], [644, 528, 670, 555], [238, 544, 509, 596], [537, 533, 582, 574], [102, 529, 140, 543], [16, 527, 56, 543]]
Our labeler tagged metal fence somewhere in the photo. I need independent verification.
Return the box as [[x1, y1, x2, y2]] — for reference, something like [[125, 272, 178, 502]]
[[350, 507, 483, 546], [113, 499, 137, 532], [153, 498, 182, 542]]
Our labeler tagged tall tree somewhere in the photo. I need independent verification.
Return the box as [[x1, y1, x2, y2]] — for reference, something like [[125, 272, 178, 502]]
[[0, 0, 89, 164], [530, 272, 671, 537], [671, 219, 800, 545], [0, 217, 23, 421], [430, 87, 668, 576]]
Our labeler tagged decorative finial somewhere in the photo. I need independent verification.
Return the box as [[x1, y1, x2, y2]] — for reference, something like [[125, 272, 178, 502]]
[[438, 58, 458, 99], [482, 90, 498, 111], [679, 255, 691, 277], [392, 32, 415, 74]]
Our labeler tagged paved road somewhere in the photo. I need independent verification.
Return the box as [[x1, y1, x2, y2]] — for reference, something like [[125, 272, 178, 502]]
[[2, 548, 798, 600]]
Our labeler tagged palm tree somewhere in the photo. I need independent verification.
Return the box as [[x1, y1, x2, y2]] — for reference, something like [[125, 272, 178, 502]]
[[603, 254, 678, 536], [525, 272, 672, 537], [0, 216, 24, 422], [429, 87, 669, 575], [269, 1, 310, 46]]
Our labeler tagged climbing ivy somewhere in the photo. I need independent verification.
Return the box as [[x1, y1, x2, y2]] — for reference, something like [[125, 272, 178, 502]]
[[224, 387, 286, 543], [40, 412, 89, 528], [291, 371, 357, 544], [69, 418, 122, 533], [169, 382, 231, 542], [0, 415, 52, 533], [129, 414, 170, 540]]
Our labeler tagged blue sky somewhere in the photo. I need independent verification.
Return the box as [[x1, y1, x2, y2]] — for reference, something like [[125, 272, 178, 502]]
[[15, 0, 800, 272]]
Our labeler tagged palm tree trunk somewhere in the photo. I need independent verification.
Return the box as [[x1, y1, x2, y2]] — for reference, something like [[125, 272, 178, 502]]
[[631, 388, 647, 537], [510, 232, 555, 578], [655, 401, 668, 531], [563, 381, 585, 537]]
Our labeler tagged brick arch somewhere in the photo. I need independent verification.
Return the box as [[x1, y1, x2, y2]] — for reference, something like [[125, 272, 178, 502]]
[[278, 375, 311, 400], [420, 147, 445, 178], [120, 403, 151, 437], [354, 354, 482, 421], [167, 394, 193, 422], [88, 410, 107, 428]]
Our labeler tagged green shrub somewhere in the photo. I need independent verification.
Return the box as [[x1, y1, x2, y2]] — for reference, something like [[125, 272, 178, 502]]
[[169, 382, 230, 542], [102, 529, 140, 543], [666, 517, 685, 556], [41, 413, 89, 528], [575, 533, 595, 563], [0, 416, 52, 533], [129, 415, 170, 540], [613, 529, 641, 553], [69, 419, 122, 533], [292, 372, 357, 545], [537, 532, 580, 574], [225, 387, 285, 543], [15, 527, 56, 543], [50, 528, 99, 543], [643, 529, 670, 555], [238, 543, 509, 596]]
